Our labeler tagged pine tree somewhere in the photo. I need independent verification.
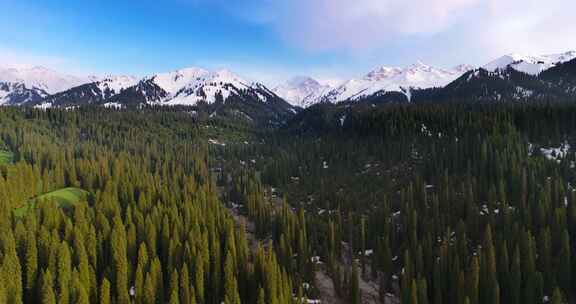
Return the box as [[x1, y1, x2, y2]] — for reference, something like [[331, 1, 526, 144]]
[[74, 280, 89, 304], [350, 262, 361, 304], [100, 278, 111, 304], [56, 241, 72, 304], [551, 287, 563, 304], [194, 253, 205, 304], [24, 231, 38, 300], [1, 233, 23, 304], [0, 279, 6, 304], [418, 277, 428, 304], [179, 263, 192, 304], [224, 250, 241, 304], [143, 270, 156, 304], [41, 271, 56, 304], [111, 216, 130, 304], [257, 287, 265, 304], [510, 247, 521, 304], [410, 279, 418, 304], [468, 256, 479, 304], [558, 230, 571, 291]]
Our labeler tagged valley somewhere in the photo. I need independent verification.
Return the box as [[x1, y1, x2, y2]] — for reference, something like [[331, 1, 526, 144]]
[[1, 51, 576, 304], [2, 0, 574, 303]]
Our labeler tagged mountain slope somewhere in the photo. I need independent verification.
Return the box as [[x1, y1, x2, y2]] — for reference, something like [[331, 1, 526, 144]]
[[0, 81, 48, 105], [39, 76, 138, 107], [273, 77, 333, 108], [34, 66, 298, 125], [0, 66, 92, 94], [410, 58, 576, 104], [411, 67, 557, 103], [0, 65, 94, 105], [483, 51, 576, 75], [147, 68, 279, 106], [321, 62, 473, 103], [540, 58, 576, 94]]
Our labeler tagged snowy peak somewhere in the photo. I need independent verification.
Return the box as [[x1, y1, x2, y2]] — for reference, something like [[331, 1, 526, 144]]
[[0, 81, 48, 105], [273, 76, 333, 108], [287, 76, 322, 87], [0, 65, 91, 94], [483, 51, 576, 75], [97, 75, 138, 96], [364, 67, 404, 81], [149, 67, 250, 96], [150, 67, 211, 95], [29, 65, 286, 109], [363, 62, 469, 85], [453, 64, 476, 73], [323, 62, 472, 103], [149, 67, 259, 105]]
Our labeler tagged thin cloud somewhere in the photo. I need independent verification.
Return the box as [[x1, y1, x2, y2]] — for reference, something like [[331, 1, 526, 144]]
[[267, 0, 480, 51], [248, 0, 575, 59], [0, 48, 69, 69]]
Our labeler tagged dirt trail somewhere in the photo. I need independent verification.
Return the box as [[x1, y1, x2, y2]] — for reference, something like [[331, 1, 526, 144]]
[[229, 207, 260, 250], [315, 267, 343, 304], [220, 183, 396, 304]]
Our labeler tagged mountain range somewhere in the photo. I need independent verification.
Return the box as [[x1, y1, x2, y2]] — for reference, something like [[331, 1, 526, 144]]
[[1, 50, 576, 124], [0, 66, 95, 105]]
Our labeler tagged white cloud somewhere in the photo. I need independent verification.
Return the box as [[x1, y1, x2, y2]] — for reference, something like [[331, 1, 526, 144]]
[[469, 0, 576, 57], [267, 0, 480, 51], [257, 0, 576, 59]]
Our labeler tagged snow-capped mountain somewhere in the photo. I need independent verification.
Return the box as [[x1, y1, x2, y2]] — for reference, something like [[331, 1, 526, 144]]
[[97, 75, 139, 96], [0, 81, 48, 105], [149, 68, 262, 105], [321, 62, 474, 103], [0, 66, 92, 95], [0, 65, 94, 105], [273, 77, 333, 108], [93, 67, 285, 107], [33, 67, 283, 107], [29, 66, 297, 125], [483, 51, 576, 75], [7, 49, 576, 115], [40, 75, 137, 107]]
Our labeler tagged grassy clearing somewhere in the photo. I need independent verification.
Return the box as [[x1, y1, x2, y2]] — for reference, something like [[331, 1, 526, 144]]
[[0, 150, 14, 164], [14, 187, 89, 217]]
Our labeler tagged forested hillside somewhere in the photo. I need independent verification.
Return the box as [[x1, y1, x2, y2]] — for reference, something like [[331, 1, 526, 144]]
[[211, 103, 576, 304], [0, 107, 295, 304]]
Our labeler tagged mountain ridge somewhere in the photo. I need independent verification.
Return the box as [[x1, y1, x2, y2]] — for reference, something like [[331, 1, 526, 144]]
[[2, 50, 576, 125]]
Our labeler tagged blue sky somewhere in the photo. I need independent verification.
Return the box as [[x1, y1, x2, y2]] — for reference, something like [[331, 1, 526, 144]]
[[1, 0, 574, 85]]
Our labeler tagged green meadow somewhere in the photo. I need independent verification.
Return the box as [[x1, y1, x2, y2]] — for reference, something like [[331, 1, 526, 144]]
[[0, 150, 14, 164], [14, 187, 89, 217]]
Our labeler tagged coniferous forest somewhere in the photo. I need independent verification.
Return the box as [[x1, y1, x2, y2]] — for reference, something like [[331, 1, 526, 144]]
[[1, 103, 576, 304]]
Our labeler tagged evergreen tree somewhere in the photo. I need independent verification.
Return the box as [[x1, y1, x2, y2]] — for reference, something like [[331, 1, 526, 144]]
[[551, 287, 563, 304], [100, 278, 111, 304], [169, 270, 180, 304], [56, 241, 72, 304], [224, 251, 241, 304], [40, 271, 56, 304], [558, 230, 571, 291], [111, 216, 130, 304], [350, 262, 361, 304]]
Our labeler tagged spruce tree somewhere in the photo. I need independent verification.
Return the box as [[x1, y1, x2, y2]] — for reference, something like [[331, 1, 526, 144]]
[[41, 271, 56, 304], [224, 251, 241, 304], [56, 241, 72, 304], [111, 216, 129, 304], [350, 262, 361, 304], [100, 278, 111, 304], [551, 288, 563, 304]]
